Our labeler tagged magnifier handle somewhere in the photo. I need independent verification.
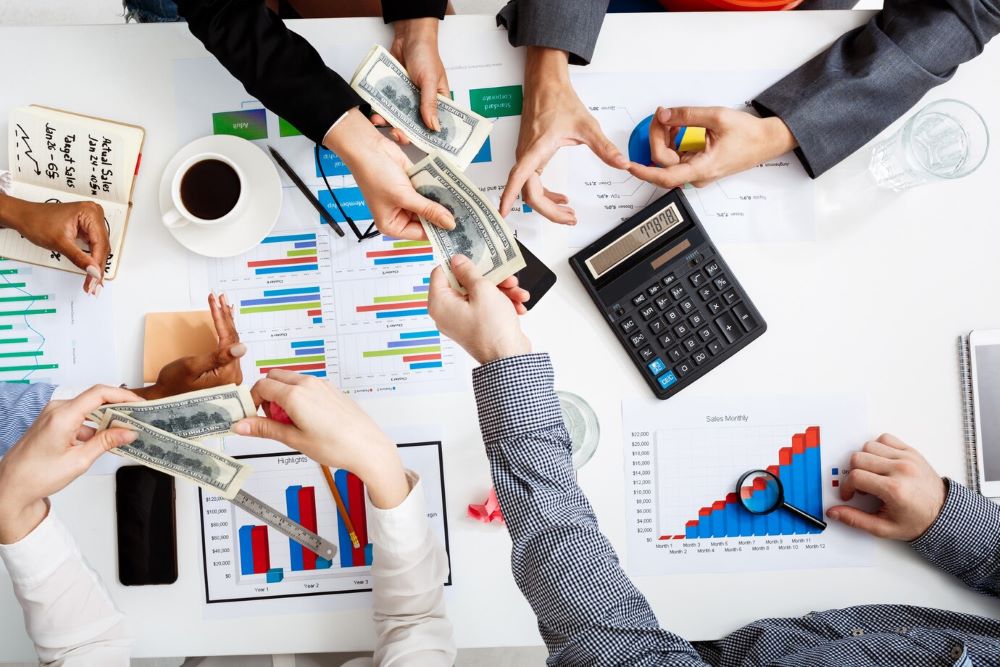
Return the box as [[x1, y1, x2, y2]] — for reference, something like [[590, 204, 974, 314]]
[[782, 502, 828, 531]]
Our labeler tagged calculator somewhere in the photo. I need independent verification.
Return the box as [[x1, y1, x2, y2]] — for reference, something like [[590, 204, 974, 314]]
[[569, 190, 766, 399]]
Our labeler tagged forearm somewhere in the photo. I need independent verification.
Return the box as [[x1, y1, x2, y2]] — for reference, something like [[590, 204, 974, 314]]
[[367, 473, 455, 666], [0, 192, 28, 233], [753, 0, 1000, 177], [473, 353, 705, 665], [497, 0, 610, 65], [910, 478, 1000, 597], [0, 510, 130, 665], [175, 0, 364, 145]]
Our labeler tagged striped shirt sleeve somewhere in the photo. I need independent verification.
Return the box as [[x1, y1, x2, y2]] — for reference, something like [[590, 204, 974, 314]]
[[0, 383, 56, 456]]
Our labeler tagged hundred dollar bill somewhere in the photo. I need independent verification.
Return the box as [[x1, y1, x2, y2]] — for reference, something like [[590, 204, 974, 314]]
[[100, 410, 251, 500], [350, 44, 492, 170], [90, 385, 255, 440], [408, 154, 525, 291]]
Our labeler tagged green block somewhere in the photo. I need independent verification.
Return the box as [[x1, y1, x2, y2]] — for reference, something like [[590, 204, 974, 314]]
[[278, 117, 303, 138], [469, 85, 523, 118], [212, 109, 268, 141]]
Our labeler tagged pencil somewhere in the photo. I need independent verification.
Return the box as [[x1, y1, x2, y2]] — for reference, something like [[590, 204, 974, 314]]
[[321, 464, 361, 549], [267, 145, 346, 237]]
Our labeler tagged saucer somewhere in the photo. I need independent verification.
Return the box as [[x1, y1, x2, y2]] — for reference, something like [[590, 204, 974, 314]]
[[160, 135, 282, 257]]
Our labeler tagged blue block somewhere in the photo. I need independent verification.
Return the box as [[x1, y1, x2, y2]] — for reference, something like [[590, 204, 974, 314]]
[[315, 148, 352, 177], [318, 188, 370, 223], [266, 568, 284, 583]]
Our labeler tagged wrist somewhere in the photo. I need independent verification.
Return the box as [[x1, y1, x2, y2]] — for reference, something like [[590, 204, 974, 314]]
[[0, 498, 48, 545], [764, 116, 797, 155], [354, 443, 409, 509], [392, 17, 438, 41], [525, 47, 571, 91], [323, 108, 385, 163], [479, 333, 532, 365], [0, 193, 26, 233]]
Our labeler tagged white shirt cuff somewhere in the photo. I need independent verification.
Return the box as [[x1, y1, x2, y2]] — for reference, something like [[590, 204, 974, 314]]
[[0, 507, 77, 588], [365, 471, 429, 552], [0, 170, 11, 196]]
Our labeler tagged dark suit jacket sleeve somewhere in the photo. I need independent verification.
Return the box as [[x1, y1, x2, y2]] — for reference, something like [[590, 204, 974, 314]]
[[176, 0, 446, 145], [752, 0, 1000, 178], [496, 0, 610, 65]]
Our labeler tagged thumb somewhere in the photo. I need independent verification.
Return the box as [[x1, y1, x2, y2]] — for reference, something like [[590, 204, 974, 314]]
[[79, 427, 137, 465], [449, 254, 487, 293], [827, 506, 894, 539], [57, 241, 100, 276], [419, 80, 441, 132], [583, 124, 628, 170], [404, 190, 456, 231], [187, 343, 247, 375], [233, 416, 300, 446]]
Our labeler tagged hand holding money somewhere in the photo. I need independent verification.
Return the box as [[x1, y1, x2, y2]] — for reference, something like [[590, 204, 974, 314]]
[[351, 45, 492, 171], [408, 154, 525, 291], [379, 18, 449, 138], [0, 386, 141, 544], [92, 384, 256, 440]]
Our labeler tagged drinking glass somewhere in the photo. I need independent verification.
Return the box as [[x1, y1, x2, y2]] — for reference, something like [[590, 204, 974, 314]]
[[869, 99, 989, 191]]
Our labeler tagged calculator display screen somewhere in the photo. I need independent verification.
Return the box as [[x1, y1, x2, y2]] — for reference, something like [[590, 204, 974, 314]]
[[585, 202, 684, 279]]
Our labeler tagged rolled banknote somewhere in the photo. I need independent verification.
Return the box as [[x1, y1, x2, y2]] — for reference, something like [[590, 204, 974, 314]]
[[408, 154, 525, 291], [91, 385, 256, 440], [350, 44, 492, 170], [101, 410, 251, 500]]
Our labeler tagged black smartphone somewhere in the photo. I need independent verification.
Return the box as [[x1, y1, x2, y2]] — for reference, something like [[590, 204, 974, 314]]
[[515, 239, 557, 311], [115, 466, 178, 586]]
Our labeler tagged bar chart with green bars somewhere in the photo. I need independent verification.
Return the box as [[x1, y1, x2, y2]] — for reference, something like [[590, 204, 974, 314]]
[[251, 338, 335, 379], [0, 260, 59, 383]]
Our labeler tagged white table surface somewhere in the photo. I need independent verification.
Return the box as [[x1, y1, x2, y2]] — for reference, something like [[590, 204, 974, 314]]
[[1, 12, 999, 661]]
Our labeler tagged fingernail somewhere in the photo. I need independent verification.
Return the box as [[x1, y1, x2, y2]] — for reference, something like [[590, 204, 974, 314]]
[[657, 107, 671, 123], [230, 343, 247, 357], [119, 431, 138, 445], [94, 283, 102, 297], [234, 421, 250, 435], [452, 254, 469, 266], [827, 509, 840, 520], [86, 265, 101, 279]]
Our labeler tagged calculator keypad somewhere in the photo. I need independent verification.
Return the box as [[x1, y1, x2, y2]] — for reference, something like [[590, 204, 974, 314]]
[[610, 252, 763, 397]]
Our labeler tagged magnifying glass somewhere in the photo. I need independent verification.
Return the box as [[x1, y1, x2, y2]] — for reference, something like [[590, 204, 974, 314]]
[[735, 469, 827, 531]]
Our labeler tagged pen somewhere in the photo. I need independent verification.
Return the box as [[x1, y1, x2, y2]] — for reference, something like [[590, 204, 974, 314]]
[[267, 145, 345, 237], [321, 464, 361, 549]]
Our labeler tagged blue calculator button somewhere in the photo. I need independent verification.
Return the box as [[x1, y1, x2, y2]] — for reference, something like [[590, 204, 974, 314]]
[[647, 358, 666, 376], [657, 370, 678, 390]]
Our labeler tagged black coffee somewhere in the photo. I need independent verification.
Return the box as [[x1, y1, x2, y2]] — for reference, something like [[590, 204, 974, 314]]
[[179, 159, 241, 220]]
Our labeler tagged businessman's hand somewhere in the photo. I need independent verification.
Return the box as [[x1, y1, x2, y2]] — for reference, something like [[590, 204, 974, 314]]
[[0, 386, 141, 544], [379, 17, 449, 143], [499, 47, 628, 224], [427, 255, 531, 364], [326, 109, 455, 240], [235, 371, 409, 509], [827, 434, 947, 541], [628, 106, 797, 189]]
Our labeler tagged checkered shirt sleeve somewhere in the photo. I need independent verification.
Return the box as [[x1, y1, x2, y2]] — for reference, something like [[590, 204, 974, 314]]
[[472, 353, 708, 666]]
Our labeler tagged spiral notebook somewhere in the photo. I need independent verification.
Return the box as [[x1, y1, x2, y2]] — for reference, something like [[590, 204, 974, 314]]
[[959, 334, 980, 492]]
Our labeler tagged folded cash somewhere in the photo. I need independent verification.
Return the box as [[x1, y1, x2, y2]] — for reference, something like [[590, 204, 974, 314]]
[[101, 410, 251, 500], [91, 385, 256, 440], [351, 44, 492, 170], [408, 154, 525, 291]]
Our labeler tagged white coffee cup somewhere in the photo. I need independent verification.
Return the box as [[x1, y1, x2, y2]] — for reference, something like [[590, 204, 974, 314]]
[[163, 153, 246, 229]]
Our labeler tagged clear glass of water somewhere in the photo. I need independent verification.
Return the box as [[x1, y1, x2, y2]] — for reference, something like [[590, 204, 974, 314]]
[[869, 99, 990, 191], [557, 391, 600, 470]]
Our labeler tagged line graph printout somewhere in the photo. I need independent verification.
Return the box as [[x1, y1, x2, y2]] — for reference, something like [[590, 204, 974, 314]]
[[0, 259, 116, 385], [566, 70, 815, 248], [623, 394, 873, 575]]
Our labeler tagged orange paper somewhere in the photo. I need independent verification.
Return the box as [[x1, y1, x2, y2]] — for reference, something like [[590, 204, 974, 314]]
[[143, 310, 218, 383]]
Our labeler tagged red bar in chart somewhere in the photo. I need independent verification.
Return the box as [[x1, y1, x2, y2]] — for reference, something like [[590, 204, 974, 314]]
[[251, 525, 270, 574], [298, 486, 318, 569], [347, 472, 370, 567]]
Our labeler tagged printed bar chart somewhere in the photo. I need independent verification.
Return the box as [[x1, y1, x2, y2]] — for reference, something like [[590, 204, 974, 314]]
[[665, 426, 822, 540], [355, 277, 430, 319], [238, 525, 270, 575], [285, 485, 332, 572], [335, 469, 373, 568], [365, 237, 435, 267], [254, 339, 330, 377], [362, 330, 443, 370], [239, 286, 326, 325], [249, 234, 321, 276]]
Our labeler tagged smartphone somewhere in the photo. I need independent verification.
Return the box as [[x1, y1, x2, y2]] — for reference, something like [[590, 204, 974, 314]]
[[115, 466, 178, 586], [515, 239, 557, 311], [970, 330, 1000, 497]]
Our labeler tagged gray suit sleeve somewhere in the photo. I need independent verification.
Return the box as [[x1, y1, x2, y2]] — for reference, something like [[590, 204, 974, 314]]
[[496, 0, 610, 65], [753, 0, 1000, 178]]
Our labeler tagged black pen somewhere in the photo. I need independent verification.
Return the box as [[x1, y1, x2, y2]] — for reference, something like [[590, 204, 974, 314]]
[[267, 145, 345, 237]]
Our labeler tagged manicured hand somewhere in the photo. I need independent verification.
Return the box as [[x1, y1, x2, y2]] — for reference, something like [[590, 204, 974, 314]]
[[0, 195, 109, 295], [499, 47, 628, 224], [234, 371, 408, 508], [326, 109, 455, 240], [375, 17, 450, 143], [628, 106, 797, 189], [427, 255, 531, 365], [0, 385, 141, 544], [136, 293, 246, 400], [827, 433, 947, 541]]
